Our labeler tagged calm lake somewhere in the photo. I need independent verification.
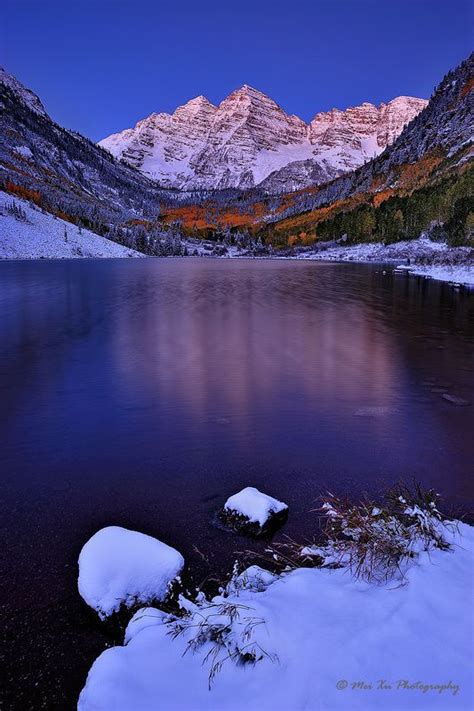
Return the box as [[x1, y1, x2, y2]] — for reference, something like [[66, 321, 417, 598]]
[[1, 258, 473, 709]]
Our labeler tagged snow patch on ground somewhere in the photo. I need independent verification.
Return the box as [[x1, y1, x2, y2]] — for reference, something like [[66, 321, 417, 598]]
[[79, 521, 474, 710], [224, 487, 288, 527], [398, 263, 474, 286], [12, 145, 33, 158], [78, 526, 184, 619], [225, 565, 279, 595], [0, 192, 142, 259], [124, 608, 169, 645], [293, 237, 474, 286]]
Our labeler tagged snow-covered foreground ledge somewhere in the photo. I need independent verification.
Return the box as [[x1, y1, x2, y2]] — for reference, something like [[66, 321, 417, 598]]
[[293, 237, 474, 287], [79, 520, 474, 710], [0, 192, 142, 259]]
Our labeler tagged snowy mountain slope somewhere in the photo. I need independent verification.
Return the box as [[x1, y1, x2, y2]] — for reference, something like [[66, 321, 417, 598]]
[[0, 68, 188, 239], [100, 88, 427, 192], [0, 192, 143, 259], [0, 67, 48, 116], [261, 96, 429, 192], [152, 54, 472, 251], [258, 53, 474, 240]]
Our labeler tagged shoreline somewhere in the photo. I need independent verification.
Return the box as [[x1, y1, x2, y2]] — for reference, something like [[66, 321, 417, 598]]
[[2, 251, 473, 289], [283, 236, 474, 287], [78, 493, 474, 711], [1, 192, 473, 287]]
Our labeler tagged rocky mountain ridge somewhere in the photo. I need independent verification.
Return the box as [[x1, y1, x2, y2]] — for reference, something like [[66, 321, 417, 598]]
[[0, 66, 187, 251], [270, 53, 474, 223], [100, 87, 427, 192], [257, 52, 473, 247], [0, 67, 47, 116]]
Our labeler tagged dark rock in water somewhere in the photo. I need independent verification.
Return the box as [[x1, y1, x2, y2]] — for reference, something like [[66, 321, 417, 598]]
[[219, 508, 289, 537], [442, 394, 471, 406], [218, 487, 289, 538]]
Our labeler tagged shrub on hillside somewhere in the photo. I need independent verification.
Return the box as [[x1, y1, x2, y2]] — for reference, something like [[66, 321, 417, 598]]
[[4, 199, 27, 221]]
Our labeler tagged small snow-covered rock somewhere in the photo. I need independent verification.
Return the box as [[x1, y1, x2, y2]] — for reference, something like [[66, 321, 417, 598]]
[[78, 526, 184, 619], [220, 487, 288, 536]]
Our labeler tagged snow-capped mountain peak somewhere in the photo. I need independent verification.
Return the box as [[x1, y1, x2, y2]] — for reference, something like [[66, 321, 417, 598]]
[[99, 86, 427, 192], [185, 94, 215, 106], [174, 95, 217, 116]]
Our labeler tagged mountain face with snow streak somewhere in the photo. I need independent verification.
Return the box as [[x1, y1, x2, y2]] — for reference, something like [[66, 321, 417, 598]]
[[100, 88, 427, 192], [0, 67, 179, 238], [0, 67, 48, 116]]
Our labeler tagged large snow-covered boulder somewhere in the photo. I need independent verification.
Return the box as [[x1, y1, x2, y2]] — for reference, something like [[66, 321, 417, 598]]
[[78, 526, 184, 619], [220, 487, 288, 536]]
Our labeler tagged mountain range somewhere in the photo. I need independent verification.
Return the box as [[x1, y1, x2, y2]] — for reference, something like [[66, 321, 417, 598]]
[[99, 88, 427, 192], [0, 54, 472, 256], [156, 53, 473, 249]]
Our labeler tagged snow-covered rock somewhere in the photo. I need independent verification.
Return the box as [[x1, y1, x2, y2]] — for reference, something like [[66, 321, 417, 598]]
[[220, 487, 288, 536], [78, 526, 184, 619], [99, 87, 426, 192], [0, 192, 143, 259], [79, 521, 474, 711]]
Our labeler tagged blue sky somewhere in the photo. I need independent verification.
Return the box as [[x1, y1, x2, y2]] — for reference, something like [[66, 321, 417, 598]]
[[1, 0, 471, 141]]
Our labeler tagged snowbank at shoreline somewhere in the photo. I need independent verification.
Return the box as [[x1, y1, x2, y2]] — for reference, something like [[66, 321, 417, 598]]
[[0, 192, 142, 259], [79, 521, 474, 710], [395, 263, 474, 286], [294, 237, 474, 287]]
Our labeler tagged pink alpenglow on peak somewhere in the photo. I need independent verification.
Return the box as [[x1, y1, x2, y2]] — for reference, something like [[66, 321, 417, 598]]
[[99, 86, 427, 192]]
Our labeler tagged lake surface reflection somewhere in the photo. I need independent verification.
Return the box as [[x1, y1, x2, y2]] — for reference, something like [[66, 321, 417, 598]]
[[1, 258, 473, 707]]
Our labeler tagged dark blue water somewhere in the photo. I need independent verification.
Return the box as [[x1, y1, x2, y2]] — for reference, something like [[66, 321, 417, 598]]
[[1, 258, 473, 709]]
